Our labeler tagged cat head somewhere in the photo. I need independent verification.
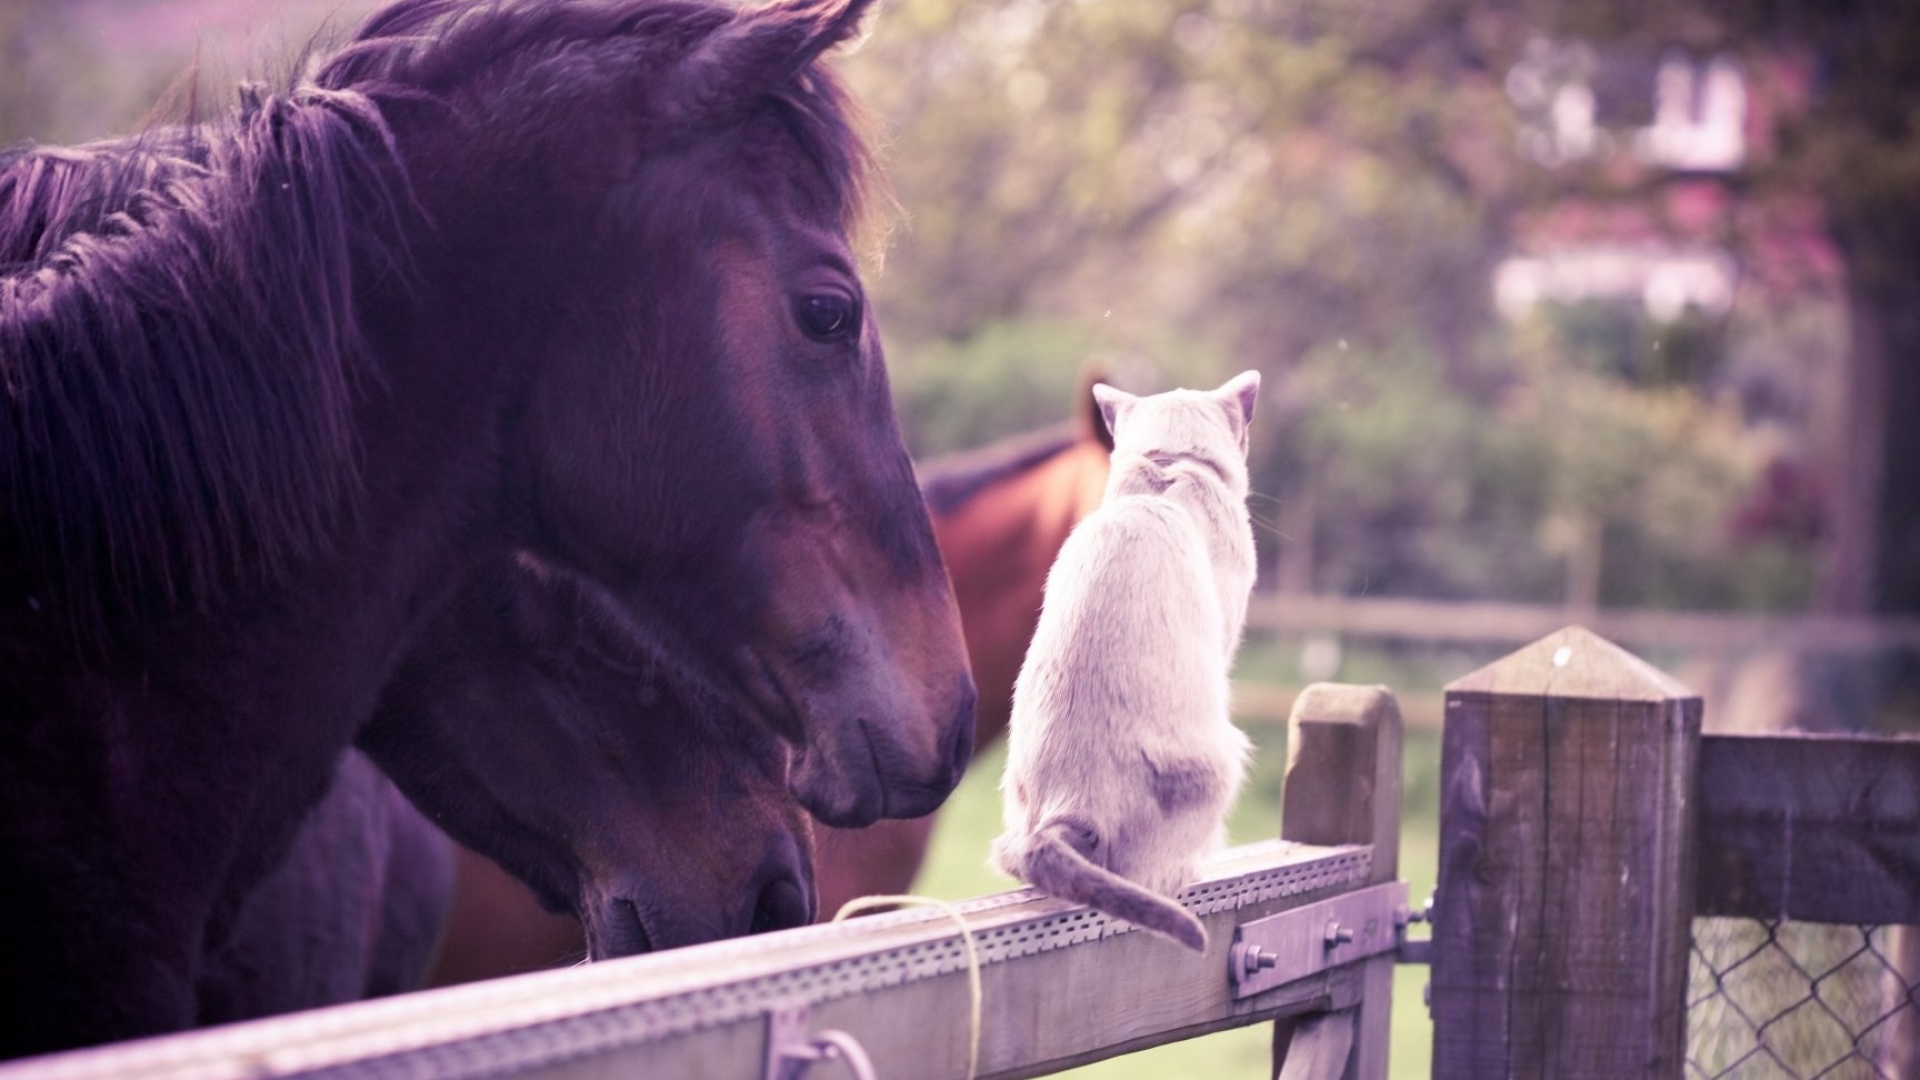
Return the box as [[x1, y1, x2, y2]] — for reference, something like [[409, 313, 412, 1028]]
[[1093, 372, 1261, 487]]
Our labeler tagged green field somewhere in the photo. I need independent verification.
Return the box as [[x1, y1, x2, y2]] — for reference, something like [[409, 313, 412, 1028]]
[[909, 640, 1448, 1080]]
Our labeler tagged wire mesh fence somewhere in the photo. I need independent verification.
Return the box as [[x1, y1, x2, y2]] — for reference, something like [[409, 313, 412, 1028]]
[[1688, 917, 1920, 1080]]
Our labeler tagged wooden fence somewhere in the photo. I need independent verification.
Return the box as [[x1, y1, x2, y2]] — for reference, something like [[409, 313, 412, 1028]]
[[1428, 625, 1920, 1080], [0, 687, 1405, 1080], [7, 625, 1913, 1080]]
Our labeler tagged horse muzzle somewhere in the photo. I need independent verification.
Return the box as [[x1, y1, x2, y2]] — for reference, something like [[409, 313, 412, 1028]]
[[789, 675, 975, 827]]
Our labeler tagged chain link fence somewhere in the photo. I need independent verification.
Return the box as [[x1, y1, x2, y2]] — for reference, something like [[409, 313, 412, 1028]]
[[1687, 918, 1920, 1080]]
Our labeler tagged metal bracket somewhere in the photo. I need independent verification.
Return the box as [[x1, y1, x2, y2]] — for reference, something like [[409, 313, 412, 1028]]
[[1396, 891, 1435, 966], [1227, 880, 1407, 999], [764, 1003, 878, 1080]]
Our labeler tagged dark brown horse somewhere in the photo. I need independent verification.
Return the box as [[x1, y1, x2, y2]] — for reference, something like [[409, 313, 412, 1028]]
[[0, 0, 969, 1056], [366, 557, 813, 959], [195, 750, 454, 1025], [203, 557, 811, 1021], [423, 382, 1114, 984]]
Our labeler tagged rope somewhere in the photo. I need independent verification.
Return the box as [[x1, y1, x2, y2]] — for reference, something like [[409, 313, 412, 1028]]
[[832, 895, 983, 1080]]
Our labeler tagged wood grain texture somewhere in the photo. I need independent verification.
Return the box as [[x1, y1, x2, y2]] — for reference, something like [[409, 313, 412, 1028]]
[[1275, 683, 1403, 1080], [1432, 626, 1700, 1080], [1695, 732, 1920, 923], [1274, 1010, 1356, 1080]]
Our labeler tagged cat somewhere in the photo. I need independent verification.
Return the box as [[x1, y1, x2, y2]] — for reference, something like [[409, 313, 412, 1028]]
[[990, 371, 1261, 952]]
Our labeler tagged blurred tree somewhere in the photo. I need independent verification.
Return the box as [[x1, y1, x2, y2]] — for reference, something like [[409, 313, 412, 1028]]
[[0, 0, 73, 142], [1771, 5, 1920, 618], [846, 0, 1798, 609], [1506, 0, 1920, 615]]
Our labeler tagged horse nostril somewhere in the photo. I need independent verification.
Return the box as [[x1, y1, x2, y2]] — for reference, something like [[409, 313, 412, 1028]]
[[600, 897, 654, 958], [750, 876, 810, 934]]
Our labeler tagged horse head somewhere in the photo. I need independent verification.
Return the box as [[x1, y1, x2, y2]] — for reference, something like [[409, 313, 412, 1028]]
[[327, 0, 974, 828], [362, 557, 813, 958]]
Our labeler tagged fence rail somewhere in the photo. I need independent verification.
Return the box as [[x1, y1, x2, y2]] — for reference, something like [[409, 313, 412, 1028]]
[[1, 688, 1407, 1080], [1246, 593, 1920, 654], [1694, 733, 1920, 925]]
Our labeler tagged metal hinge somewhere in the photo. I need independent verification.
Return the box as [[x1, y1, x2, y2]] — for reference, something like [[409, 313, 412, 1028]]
[[1227, 880, 1408, 999]]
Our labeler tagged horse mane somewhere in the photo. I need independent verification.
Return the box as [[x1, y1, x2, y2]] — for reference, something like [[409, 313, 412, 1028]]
[[0, 0, 877, 636], [918, 425, 1082, 517], [0, 86, 409, 633]]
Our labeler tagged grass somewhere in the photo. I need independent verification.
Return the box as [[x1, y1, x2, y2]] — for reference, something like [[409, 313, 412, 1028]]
[[909, 640, 1446, 1080]]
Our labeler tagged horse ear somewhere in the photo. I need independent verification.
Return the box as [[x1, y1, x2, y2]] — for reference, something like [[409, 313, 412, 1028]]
[[1075, 362, 1115, 452], [1216, 370, 1261, 453], [1091, 383, 1134, 440], [676, 0, 878, 124]]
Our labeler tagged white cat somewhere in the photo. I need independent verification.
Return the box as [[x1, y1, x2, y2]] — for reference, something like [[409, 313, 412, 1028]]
[[990, 371, 1261, 952]]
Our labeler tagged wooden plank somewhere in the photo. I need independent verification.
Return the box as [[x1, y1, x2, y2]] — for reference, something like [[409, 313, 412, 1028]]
[[1274, 684, 1403, 1080], [1274, 1011, 1355, 1080], [1431, 626, 1700, 1080], [1695, 732, 1920, 923], [0, 842, 1381, 1080]]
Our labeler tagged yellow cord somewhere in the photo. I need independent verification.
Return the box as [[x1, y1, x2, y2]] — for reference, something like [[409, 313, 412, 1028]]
[[832, 895, 982, 1080]]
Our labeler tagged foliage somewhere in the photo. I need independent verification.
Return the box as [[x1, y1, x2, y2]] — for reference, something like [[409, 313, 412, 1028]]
[[844, 0, 1818, 611]]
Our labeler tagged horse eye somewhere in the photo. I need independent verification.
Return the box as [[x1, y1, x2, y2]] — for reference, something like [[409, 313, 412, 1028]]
[[795, 293, 859, 343]]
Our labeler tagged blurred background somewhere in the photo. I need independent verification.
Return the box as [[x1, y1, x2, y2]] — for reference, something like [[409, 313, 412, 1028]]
[[7, 0, 1918, 1075]]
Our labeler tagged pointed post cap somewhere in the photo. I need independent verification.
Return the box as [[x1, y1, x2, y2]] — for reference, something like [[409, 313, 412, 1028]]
[[1445, 625, 1696, 702]]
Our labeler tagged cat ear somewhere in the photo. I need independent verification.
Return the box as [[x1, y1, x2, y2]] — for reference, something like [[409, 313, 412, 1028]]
[[1091, 383, 1135, 438], [1217, 371, 1261, 453]]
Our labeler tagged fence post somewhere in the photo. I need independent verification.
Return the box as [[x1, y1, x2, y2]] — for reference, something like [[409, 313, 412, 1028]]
[[1431, 625, 1700, 1080], [1271, 683, 1403, 1080]]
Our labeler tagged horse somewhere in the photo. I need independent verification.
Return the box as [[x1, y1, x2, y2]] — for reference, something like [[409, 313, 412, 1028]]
[[0, 0, 971, 1056], [194, 750, 454, 1025], [422, 379, 1115, 985], [202, 556, 812, 1021]]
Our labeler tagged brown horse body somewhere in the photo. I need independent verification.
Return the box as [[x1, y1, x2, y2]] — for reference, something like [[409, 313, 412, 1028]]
[[427, 390, 1113, 984]]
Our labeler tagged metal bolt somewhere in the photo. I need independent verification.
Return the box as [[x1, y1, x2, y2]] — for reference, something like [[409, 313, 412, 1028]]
[[1245, 944, 1278, 975], [1234, 942, 1280, 978], [1324, 920, 1356, 947]]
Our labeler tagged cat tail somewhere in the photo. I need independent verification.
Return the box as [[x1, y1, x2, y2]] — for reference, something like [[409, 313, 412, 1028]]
[[1020, 820, 1207, 952]]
